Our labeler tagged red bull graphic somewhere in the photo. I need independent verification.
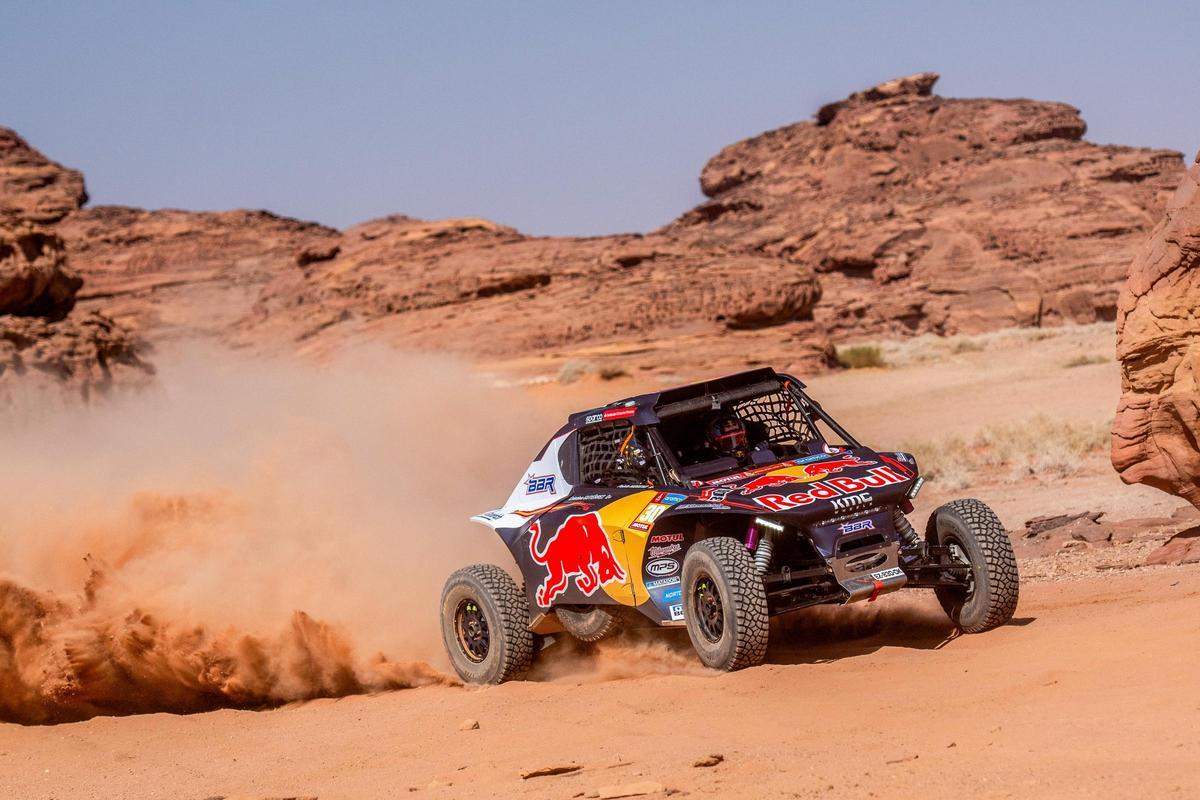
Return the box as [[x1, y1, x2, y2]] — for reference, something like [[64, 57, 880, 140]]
[[754, 465, 909, 511], [528, 512, 627, 607], [736, 456, 876, 494]]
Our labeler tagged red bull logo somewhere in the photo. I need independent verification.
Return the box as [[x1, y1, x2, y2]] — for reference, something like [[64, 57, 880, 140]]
[[754, 465, 909, 511], [529, 512, 627, 607], [800, 455, 874, 478], [737, 456, 877, 494]]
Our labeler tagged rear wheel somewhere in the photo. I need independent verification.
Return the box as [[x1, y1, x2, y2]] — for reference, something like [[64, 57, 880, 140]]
[[681, 537, 769, 671], [440, 564, 535, 683], [927, 499, 1019, 633], [556, 605, 623, 643]]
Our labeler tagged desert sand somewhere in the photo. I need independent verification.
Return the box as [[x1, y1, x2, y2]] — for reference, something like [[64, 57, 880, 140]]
[[0, 322, 1197, 799]]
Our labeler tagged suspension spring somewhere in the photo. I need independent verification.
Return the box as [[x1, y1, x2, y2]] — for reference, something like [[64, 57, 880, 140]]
[[892, 507, 921, 551], [753, 534, 774, 575]]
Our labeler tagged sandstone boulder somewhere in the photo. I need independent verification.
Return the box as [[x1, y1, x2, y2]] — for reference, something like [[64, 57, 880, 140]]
[[1113, 158, 1200, 508], [0, 217, 82, 319], [0, 128, 87, 224]]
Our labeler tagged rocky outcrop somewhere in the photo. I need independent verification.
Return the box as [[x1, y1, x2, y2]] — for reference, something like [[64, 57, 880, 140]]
[[0, 217, 81, 319], [667, 72, 1183, 338], [243, 215, 831, 376], [0, 128, 87, 224], [56, 206, 339, 342], [0, 311, 154, 407], [1113, 158, 1200, 508], [0, 161, 153, 405], [0, 74, 1185, 382]]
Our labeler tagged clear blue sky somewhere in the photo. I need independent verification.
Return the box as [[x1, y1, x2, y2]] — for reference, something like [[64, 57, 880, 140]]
[[3, 1, 1197, 236]]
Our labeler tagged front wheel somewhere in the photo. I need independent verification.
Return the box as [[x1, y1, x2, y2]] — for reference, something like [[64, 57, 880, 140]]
[[440, 564, 535, 683], [927, 499, 1019, 633], [681, 537, 769, 671]]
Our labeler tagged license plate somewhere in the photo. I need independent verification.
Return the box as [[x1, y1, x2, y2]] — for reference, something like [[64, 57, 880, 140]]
[[871, 566, 905, 581]]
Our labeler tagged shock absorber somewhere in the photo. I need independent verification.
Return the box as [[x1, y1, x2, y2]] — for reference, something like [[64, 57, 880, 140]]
[[751, 517, 784, 574], [754, 535, 774, 575], [892, 507, 921, 552]]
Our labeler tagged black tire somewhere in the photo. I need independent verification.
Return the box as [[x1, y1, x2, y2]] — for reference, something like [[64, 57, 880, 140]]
[[681, 537, 769, 671], [440, 564, 535, 684], [926, 499, 1019, 633], [556, 605, 623, 643]]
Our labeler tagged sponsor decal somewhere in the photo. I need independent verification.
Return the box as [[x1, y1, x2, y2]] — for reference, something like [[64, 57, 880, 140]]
[[630, 503, 669, 532], [528, 512, 627, 607], [478, 510, 503, 521], [669, 604, 685, 621], [648, 543, 682, 558], [823, 444, 848, 454], [662, 586, 682, 604], [698, 486, 734, 502], [674, 503, 728, 511], [646, 558, 679, 577], [573, 493, 613, 501], [871, 566, 905, 581], [839, 518, 876, 535], [754, 465, 910, 512], [629, 492, 685, 532], [646, 576, 681, 589], [831, 491, 872, 511], [648, 532, 684, 544], [582, 407, 634, 424], [525, 474, 556, 494], [737, 456, 877, 495]]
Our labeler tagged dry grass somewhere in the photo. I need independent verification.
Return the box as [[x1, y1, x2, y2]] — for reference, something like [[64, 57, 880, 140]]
[[903, 415, 1111, 491], [871, 322, 1113, 368], [1064, 353, 1109, 368], [557, 359, 595, 384], [836, 345, 887, 369]]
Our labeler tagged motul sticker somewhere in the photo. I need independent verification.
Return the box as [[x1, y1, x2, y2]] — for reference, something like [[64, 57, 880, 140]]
[[528, 513, 627, 607]]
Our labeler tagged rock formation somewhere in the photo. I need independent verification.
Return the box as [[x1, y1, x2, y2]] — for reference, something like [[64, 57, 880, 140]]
[[0, 128, 87, 224], [0, 73, 1186, 382], [1113, 157, 1200, 508], [0, 217, 81, 319], [0, 135, 153, 407], [239, 73, 1182, 378], [667, 72, 1182, 337]]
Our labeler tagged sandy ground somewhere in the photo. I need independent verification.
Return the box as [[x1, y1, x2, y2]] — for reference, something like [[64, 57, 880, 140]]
[[2, 323, 1197, 799], [0, 564, 1196, 799]]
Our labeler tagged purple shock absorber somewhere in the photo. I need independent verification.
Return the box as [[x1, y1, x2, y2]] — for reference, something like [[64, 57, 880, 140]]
[[745, 521, 759, 551]]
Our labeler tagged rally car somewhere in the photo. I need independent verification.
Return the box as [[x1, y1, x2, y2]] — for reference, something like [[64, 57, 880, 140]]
[[440, 368, 1019, 682]]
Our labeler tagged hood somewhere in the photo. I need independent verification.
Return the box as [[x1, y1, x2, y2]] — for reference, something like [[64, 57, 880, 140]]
[[684, 448, 920, 522]]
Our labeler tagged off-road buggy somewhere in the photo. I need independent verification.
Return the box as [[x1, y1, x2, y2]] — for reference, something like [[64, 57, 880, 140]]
[[441, 368, 1019, 682]]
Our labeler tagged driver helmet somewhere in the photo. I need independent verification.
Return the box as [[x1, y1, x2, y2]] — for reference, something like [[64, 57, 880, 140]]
[[707, 414, 748, 457]]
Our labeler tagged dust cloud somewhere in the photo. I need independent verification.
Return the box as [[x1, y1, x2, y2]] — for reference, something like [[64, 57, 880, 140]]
[[0, 347, 543, 724]]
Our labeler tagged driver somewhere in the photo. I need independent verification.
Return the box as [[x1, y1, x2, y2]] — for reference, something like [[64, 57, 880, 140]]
[[706, 413, 775, 466], [706, 414, 749, 460]]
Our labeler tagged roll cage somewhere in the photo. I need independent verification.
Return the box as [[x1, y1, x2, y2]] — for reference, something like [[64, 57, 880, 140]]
[[570, 370, 862, 489]]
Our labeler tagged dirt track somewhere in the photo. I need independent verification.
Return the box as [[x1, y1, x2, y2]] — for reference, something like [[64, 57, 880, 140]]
[[1, 563, 1196, 799]]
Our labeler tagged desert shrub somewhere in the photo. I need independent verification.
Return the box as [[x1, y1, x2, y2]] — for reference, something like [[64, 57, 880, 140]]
[[557, 359, 595, 384], [903, 415, 1110, 487], [949, 337, 986, 354], [598, 365, 628, 380], [1064, 353, 1108, 368], [836, 345, 887, 369]]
